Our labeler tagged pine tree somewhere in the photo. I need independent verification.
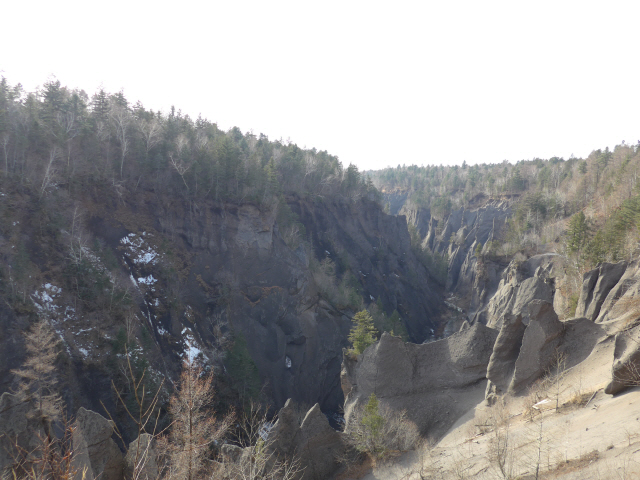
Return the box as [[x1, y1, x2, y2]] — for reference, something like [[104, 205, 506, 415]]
[[566, 211, 589, 254], [357, 393, 385, 456], [348, 310, 378, 355]]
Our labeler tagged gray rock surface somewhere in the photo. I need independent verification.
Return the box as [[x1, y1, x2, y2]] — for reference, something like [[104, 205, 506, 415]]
[[223, 400, 345, 480], [576, 262, 627, 321], [342, 324, 498, 438], [267, 400, 345, 480], [486, 300, 564, 399], [509, 301, 564, 393], [72, 407, 123, 480], [595, 261, 640, 324], [605, 324, 640, 395], [485, 313, 526, 398], [124, 433, 158, 480], [482, 269, 555, 330]]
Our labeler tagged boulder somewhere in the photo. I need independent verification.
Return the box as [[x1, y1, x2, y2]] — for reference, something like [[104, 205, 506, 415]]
[[576, 262, 627, 321], [72, 407, 123, 480], [124, 433, 158, 480], [220, 443, 244, 464], [342, 323, 498, 438], [222, 400, 345, 480], [266, 399, 300, 456]]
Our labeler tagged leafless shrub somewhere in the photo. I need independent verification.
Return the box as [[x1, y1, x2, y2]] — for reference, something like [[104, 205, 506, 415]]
[[5, 418, 87, 480], [486, 401, 520, 480], [347, 402, 419, 461], [218, 401, 301, 480], [613, 360, 640, 389]]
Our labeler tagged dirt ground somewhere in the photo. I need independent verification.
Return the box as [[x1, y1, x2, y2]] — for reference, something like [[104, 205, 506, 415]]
[[356, 330, 640, 479]]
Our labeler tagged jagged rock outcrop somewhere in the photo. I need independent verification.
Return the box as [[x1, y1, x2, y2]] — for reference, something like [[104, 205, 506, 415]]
[[270, 401, 345, 480], [485, 313, 526, 399], [0, 393, 45, 476], [124, 433, 158, 480], [576, 261, 627, 321], [474, 254, 558, 328], [342, 324, 498, 438], [431, 201, 511, 294], [592, 261, 640, 324], [222, 400, 345, 480], [509, 301, 564, 392], [486, 300, 564, 400], [605, 324, 640, 395], [398, 203, 432, 238], [381, 190, 409, 216], [72, 407, 123, 480], [380, 195, 513, 303]]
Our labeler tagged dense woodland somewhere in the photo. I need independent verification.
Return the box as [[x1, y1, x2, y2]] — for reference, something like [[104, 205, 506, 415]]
[[5, 75, 640, 329], [0, 77, 378, 204], [369, 143, 640, 310]]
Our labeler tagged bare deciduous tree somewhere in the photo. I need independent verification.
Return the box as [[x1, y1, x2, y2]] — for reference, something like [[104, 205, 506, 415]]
[[40, 146, 60, 198], [219, 401, 301, 480], [487, 402, 519, 480], [110, 105, 131, 178], [12, 320, 63, 426], [136, 117, 163, 158], [158, 358, 233, 480]]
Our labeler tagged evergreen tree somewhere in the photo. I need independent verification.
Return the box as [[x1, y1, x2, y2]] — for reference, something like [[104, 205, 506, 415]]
[[348, 310, 378, 354], [566, 212, 589, 254], [361, 393, 384, 451], [226, 333, 261, 401]]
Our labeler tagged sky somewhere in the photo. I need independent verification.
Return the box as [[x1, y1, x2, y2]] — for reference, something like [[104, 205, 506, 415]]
[[2, 1, 639, 170]]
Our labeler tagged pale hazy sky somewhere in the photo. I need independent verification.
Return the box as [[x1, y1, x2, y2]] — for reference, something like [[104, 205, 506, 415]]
[[2, 1, 639, 170]]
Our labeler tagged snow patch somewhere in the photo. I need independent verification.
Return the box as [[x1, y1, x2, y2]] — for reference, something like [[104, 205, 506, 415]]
[[137, 275, 157, 285], [120, 233, 161, 265], [182, 328, 202, 362]]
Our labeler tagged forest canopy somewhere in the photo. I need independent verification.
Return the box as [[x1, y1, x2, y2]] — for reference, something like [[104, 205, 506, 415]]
[[0, 77, 378, 204]]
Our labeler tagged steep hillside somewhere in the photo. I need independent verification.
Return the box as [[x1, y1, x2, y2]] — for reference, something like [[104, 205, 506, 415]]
[[0, 78, 452, 454]]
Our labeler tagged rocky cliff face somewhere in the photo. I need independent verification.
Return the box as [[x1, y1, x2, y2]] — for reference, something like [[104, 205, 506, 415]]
[[385, 195, 513, 315], [0, 183, 445, 418]]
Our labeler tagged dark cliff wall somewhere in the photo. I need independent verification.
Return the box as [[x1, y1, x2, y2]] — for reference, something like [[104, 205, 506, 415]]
[[0, 184, 445, 419]]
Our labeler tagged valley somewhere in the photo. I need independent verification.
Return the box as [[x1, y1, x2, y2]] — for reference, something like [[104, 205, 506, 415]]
[[2, 77, 640, 479]]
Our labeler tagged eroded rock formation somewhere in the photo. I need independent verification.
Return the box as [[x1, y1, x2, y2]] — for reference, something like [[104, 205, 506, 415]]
[[342, 324, 498, 438]]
